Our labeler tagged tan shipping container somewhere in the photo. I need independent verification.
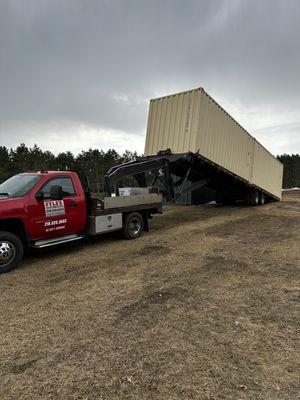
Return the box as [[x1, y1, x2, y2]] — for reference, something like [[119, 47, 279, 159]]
[[144, 88, 283, 200]]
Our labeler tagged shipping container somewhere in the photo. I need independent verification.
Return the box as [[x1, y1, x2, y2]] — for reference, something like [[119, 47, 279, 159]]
[[144, 88, 283, 200]]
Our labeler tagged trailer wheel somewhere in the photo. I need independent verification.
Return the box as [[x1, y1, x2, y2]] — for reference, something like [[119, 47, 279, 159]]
[[122, 212, 144, 240], [0, 231, 24, 274], [259, 192, 265, 205], [251, 191, 260, 206]]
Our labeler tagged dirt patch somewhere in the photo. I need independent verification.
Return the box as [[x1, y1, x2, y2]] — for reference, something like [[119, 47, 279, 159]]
[[1, 359, 39, 375], [47, 263, 99, 284], [139, 244, 172, 256], [203, 255, 249, 274], [119, 287, 189, 317]]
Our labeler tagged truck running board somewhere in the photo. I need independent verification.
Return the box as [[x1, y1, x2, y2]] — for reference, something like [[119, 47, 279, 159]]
[[33, 234, 84, 248]]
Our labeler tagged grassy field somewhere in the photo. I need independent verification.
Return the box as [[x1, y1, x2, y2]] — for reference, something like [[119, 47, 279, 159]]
[[0, 191, 299, 400]]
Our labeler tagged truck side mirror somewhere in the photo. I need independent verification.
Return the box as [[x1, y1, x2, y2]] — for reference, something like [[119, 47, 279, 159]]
[[50, 185, 63, 200], [35, 191, 44, 201]]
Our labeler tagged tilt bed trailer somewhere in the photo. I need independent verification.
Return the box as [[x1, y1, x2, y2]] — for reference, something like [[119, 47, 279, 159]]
[[105, 88, 283, 207], [0, 171, 162, 273], [104, 149, 281, 206]]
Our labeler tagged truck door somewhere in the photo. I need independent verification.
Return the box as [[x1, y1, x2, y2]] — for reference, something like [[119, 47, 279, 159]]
[[28, 176, 86, 240]]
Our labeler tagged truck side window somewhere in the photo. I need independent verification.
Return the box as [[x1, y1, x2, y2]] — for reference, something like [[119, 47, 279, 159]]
[[41, 177, 76, 199]]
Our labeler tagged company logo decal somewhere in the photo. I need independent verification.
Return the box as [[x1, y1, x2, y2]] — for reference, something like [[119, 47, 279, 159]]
[[44, 200, 65, 217]]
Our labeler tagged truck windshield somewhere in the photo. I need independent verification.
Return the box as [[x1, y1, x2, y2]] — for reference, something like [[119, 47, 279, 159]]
[[0, 174, 42, 198]]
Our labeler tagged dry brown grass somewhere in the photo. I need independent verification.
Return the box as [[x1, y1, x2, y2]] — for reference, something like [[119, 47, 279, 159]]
[[0, 192, 299, 399]]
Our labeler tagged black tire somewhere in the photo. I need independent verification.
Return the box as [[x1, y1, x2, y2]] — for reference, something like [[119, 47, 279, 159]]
[[122, 212, 144, 240], [259, 192, 265, 205], [0, 231, 24, 274], [250, 190, 260, 206]]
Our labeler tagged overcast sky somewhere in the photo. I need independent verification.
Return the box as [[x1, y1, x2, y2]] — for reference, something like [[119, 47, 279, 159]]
[[0, 0, 299, 156]]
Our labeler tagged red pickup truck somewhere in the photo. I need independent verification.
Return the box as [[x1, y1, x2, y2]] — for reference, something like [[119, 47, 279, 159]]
[[0, 171, 162, 273]]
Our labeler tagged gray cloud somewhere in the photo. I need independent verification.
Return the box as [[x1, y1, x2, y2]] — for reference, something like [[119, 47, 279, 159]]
[[0, 0, 299, 154]]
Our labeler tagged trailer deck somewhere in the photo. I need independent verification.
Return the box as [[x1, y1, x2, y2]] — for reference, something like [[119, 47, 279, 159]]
[[104, 150, 281, 205]]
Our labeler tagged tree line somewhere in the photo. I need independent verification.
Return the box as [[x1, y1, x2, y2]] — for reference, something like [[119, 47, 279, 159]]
[[0, 144, 138, 192], [0, 144, 299, 190], [277, 154, 300, 189]]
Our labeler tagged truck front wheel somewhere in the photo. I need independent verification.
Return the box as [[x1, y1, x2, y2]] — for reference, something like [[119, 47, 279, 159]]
[[122, 212, 144, 240], [0, 231, 24, 274]]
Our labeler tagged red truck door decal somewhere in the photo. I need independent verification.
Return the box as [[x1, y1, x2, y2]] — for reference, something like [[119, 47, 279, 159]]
[[44, 200, 65, 217]]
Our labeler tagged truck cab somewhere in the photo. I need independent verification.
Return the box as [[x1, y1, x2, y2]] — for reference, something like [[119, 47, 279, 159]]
[[0, 171, 87, 272]]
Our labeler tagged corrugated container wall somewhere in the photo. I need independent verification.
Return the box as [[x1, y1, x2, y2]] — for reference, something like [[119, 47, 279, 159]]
[[144, 88, 283, 199]]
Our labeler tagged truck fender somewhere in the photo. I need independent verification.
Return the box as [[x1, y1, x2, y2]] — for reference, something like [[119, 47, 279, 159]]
[[0, 218, 29, 251]]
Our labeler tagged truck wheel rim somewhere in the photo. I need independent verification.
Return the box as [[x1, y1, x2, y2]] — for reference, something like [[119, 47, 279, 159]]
[[129, 218, 141, 235], [0, 241, 16, 267]]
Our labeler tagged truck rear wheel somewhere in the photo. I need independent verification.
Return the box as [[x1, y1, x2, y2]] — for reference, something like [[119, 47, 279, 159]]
[[122, 212, 144, 240], [0, 231, 24, 274]]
